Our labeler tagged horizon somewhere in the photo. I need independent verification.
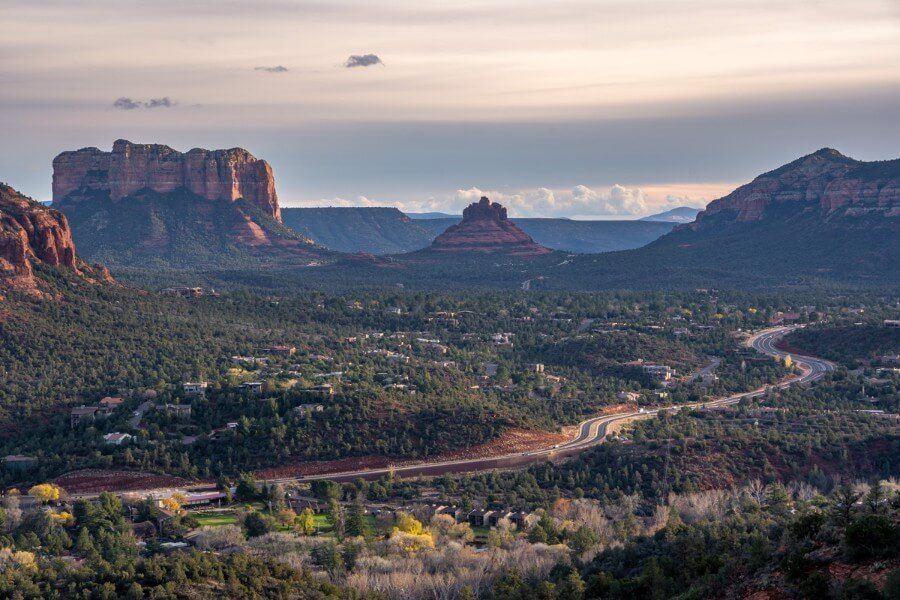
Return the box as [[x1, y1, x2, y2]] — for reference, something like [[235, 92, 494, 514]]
[[2, 0, 899, 217]]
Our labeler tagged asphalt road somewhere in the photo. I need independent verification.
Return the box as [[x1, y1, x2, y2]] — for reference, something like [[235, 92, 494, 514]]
[[262, 325, 835, 484]]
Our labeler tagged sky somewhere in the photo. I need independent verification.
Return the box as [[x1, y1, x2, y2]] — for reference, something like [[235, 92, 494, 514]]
[[1, 0, 899, 218]]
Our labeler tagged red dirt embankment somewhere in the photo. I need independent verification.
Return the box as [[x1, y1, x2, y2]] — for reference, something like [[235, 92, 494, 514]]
[[256, 404, 636, 480], [52, 469, 188, 494]]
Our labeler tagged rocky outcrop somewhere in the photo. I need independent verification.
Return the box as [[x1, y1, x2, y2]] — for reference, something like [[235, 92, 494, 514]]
[[0, 183, 109, 294], [53, 139, 281, 221], [429, 197, 551, 255], [689, 148, 900, 228]]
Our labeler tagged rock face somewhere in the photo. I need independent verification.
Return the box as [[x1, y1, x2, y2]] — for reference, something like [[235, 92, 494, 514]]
[[429, 197, 551, 255], [53, 139, 281, 221], [0, 183, 109, 294], [50, 140, 326, 269], [688, 148, 900, 228]]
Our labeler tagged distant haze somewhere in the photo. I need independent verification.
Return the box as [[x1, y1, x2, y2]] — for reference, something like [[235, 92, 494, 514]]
[[2, 0, 898, 217]]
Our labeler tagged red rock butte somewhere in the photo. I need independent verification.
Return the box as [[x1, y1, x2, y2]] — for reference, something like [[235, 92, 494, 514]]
[[52, 139, 281, 221], [429, 196, 551, 255], [0, 183, 110, 294]]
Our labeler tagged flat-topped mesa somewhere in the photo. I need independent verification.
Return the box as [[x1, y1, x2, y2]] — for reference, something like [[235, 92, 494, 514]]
[[429, 196, 551, 255], [52, 139, 281, 221]]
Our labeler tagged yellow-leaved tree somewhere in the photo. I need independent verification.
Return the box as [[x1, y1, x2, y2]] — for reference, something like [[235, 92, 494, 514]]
[[389, 512, 434, 555], [28, 483, 62, 504]]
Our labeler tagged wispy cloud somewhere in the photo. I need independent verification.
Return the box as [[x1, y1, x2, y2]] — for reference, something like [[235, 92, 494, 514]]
[[112, 97, 176, 110], [255, 65, 289, 73], [344, 54, 383, 68]]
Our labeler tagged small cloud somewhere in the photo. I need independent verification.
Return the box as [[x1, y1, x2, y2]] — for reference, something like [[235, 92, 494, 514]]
[[112, 96, 176, 110], [345, 54, 383, 68], [145, 97, 175, 108], [255, 65, 289, 73], [113, 97, 141, 110]]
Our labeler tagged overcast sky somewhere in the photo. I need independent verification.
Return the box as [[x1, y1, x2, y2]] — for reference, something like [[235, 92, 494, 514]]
[[1, 0, 898, 217]]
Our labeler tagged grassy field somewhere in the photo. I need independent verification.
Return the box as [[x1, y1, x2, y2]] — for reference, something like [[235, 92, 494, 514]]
[[189, 508, 377, 537], [192, 511, 238, 527]]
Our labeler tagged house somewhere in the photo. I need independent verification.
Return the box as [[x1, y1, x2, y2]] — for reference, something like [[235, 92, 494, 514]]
[[71, 405, 99, 428], [183, 492, 227, 507], [183, 382, 208, 397], [131, 521, 158, 540], [770, 312, 801, 325], [102, 432, 132, 445], [98, 396, 124, 415], [239, 382, 263, 395], [161, 287, 205, 297], [468, 509, 487, 527], [885, 320, 900, 329], [491, 333, 514, 346], [527, 363, 545, 374], [162, 404, 192, 419], [617, 391, 640, 402], [508, 511, 530, 529], [299, 384, 333, 398], [293, 403, 325, 415], [487, 511, 512, 527], [265, 345, 296, 356], [642, 364, 673, 382], [3, 455, 38, 471]]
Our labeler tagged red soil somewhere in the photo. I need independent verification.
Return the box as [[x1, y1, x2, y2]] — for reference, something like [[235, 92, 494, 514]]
[[52, 469, 188, 494]]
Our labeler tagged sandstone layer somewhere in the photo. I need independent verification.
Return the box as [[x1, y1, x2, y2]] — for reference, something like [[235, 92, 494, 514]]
[[53, 139, 281, 221], [429, 197, 551, 255], [0, 183, 109, 294], [690, 148, 900, 228]]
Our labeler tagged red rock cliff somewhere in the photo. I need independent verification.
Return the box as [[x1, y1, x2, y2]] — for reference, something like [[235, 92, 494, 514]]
[[52, 139, 281, 221], [689, 148, 900, 228], [429, 197, 551, 255], [0, 183, 110, 293]]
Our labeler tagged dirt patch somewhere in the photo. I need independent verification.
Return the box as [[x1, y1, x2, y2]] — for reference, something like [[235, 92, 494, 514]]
[[436, 428, 569, 462], [255, 427, 571, 480], [52, 469, 188, 494]]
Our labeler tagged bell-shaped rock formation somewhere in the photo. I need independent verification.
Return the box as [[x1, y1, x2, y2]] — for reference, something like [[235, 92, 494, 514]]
[[429, 197, 551, 255]]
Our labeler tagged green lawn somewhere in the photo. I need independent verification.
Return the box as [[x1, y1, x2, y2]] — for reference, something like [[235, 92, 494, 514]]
[[192, 512, 238, 527]]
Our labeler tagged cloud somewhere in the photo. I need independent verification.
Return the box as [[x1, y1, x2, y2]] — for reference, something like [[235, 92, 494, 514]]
[[112, 97, 141, 110], [255, 65, 288, 73], [112, 96, 176, 110], [344, 54, 383, 68], [446, 184, 648, 217], [145, 97, 174, 108]]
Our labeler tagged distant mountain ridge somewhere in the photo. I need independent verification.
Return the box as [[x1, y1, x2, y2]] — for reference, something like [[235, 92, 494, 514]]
[[281, 207, 434, 255], [282, 207, 675, 254], [640, 206, 701, 223]]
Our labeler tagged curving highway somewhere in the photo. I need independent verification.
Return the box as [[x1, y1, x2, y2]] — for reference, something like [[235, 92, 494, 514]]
[[262, 325, 834, 484]]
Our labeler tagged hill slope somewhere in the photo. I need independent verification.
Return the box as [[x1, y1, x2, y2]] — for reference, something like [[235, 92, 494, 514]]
[[281, 207, 434, 254], [545, 148, 899, 289]]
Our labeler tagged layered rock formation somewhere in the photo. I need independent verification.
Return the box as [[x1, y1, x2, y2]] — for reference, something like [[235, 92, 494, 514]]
[[689, 148, 900, 228], [0, 183, 109, 294], [50, 140, 327, 269], [53, 139, 281, 221], [429, 197, 551, 255]]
